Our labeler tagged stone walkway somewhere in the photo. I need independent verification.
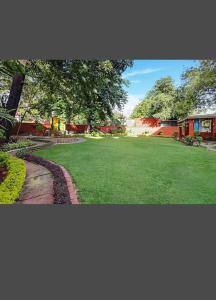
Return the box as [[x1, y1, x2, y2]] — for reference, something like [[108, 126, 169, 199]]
[[18, 161, 54, 204]]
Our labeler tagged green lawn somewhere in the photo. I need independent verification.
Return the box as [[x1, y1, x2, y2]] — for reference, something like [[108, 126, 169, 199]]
[[34, 137, 216, 204]]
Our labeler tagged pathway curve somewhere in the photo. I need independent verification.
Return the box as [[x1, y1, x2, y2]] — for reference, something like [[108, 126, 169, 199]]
[[9, 136, 84, 204], [18, 161, 54, 204]]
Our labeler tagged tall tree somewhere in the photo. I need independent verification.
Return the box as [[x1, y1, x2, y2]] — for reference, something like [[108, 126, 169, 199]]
[[131, 77, 178, 120], [0, 60, 27, 139], [181, 60, 216, 110]]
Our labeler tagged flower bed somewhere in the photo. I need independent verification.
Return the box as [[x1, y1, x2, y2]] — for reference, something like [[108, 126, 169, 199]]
[[0, 152, 26, 204], [1, 139, 34, 152]]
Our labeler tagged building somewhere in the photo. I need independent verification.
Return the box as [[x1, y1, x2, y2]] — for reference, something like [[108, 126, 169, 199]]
[[178, 114, 216, 140], [127, 117, 178, 136]]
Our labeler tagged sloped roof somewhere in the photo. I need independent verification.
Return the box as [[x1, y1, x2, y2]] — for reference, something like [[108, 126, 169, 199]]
[[179, 113, 216, 123]]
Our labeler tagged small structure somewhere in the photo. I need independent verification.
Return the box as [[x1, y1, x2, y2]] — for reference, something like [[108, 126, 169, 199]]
[[178, 114, 216, 140], [127, 117, 178, 136]]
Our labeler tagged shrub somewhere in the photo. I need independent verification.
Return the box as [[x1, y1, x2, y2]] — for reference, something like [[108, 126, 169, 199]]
[[0, 152, 26, 203], [35, 123, 44, 132], [193, 136, 203, 146], [110, 126, 126, 135], [91, 128, 101, 137], [1, 139, 34, 151], [185, 135, 193, 146]]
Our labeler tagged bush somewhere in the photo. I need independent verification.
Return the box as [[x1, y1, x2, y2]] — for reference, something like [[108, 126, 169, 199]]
[[193, 136, 203, 146], [34, 121, 44, 132], [91, 128, 101, 137], [1, 139, 34, 151], [184, 135, 203, 147], [109, 126, 126, 135], [0, 152, 26, 203], [185, 135, 194, 146]]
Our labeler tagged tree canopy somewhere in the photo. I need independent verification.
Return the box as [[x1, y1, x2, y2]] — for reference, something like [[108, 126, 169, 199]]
[[0, 59, 133, 135], [131, 60, 216, 120], [131, 77, 178, 120]]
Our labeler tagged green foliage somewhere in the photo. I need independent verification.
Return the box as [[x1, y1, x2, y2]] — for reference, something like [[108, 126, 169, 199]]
[[131, 77, 178, 120], [109, 126, 126, 134], [181, 60, 216, 109], [0, 108, 16, 128], [1, 139, 33, 151], [131, 61, 216, 120], [90, 129, 101, 137], [193, 136, 203, 146], [184, 135, 203, 146], [28, 60, 132, 124], [34, 121, 44, 132], [0, 60, 26, 77], [0, 152, 26, 203], [185, 135, 193, 145]]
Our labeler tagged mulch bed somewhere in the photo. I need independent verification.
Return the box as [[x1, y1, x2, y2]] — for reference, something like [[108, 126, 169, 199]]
[[21, 154, 71, 204]]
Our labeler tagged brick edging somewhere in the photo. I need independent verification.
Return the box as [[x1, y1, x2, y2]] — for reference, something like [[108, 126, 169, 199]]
[[59, 166, 80, 204]]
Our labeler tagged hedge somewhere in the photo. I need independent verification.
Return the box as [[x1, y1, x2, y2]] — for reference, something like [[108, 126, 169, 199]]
[[0, 152, 26, 204]]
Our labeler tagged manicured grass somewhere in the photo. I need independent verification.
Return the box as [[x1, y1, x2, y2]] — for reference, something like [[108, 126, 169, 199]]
[[34, 137, 216, 204]]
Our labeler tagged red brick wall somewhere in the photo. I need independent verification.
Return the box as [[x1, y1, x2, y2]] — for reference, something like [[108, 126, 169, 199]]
[[11, 123, 47, 136], [153, 126, 179, 137], [66, 124, 125, 133], [65, 124, 88, 133]]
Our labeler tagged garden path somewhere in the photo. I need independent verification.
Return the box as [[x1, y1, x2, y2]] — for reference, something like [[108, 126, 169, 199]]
[[18, 161, 54, 204]]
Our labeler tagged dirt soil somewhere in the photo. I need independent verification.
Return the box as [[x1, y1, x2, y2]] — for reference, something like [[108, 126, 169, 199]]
[[0, 166, 7, 183]]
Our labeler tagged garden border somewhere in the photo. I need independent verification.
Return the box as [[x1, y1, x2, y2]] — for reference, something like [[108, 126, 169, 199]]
[[20, 153, 77, 204], [16, 138, 80, 204]]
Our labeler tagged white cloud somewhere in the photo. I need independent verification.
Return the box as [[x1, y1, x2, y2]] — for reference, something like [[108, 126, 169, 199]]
[[121, 94, 143, 118], [123, 68, 162, 78], [130, 79, 142, 84]]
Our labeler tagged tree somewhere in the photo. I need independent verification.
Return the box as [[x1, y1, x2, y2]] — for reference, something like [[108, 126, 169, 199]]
[[63, 60, 132, 131], [0, 60, 27, 139], [181, 60, 216, 110], [0, 59, 133, 137], [131, 77, 178, 120]]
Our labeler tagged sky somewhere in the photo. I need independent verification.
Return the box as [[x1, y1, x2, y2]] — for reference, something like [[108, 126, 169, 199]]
[[121, 60, 199, 117]]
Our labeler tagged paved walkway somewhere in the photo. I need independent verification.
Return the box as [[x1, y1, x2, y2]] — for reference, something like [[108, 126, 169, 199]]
[[10, 137, 84, 204], [18, 161, 54, 204], [201, 141, 216, 151]]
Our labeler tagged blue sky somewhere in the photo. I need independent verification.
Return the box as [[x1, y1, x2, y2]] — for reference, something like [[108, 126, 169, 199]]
[[121, 60, 199, 117]]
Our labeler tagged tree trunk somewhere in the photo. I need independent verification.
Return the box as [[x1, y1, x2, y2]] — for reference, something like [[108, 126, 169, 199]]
[[16, 109, 28, 137], [3, 72, 25, 140], [86, 118, 93, 133]]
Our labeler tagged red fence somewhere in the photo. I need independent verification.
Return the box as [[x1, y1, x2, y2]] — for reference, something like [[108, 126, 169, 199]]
[[65, 124, 125, 133], [11, 123, 48, 136], [12, 123, 125, 136]]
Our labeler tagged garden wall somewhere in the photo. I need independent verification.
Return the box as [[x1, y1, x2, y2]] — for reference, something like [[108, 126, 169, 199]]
[[11, 122, 49, 136], [65, 124, 125, 133], [12, 123, 125, 135], [152, 126, 179, 136]]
